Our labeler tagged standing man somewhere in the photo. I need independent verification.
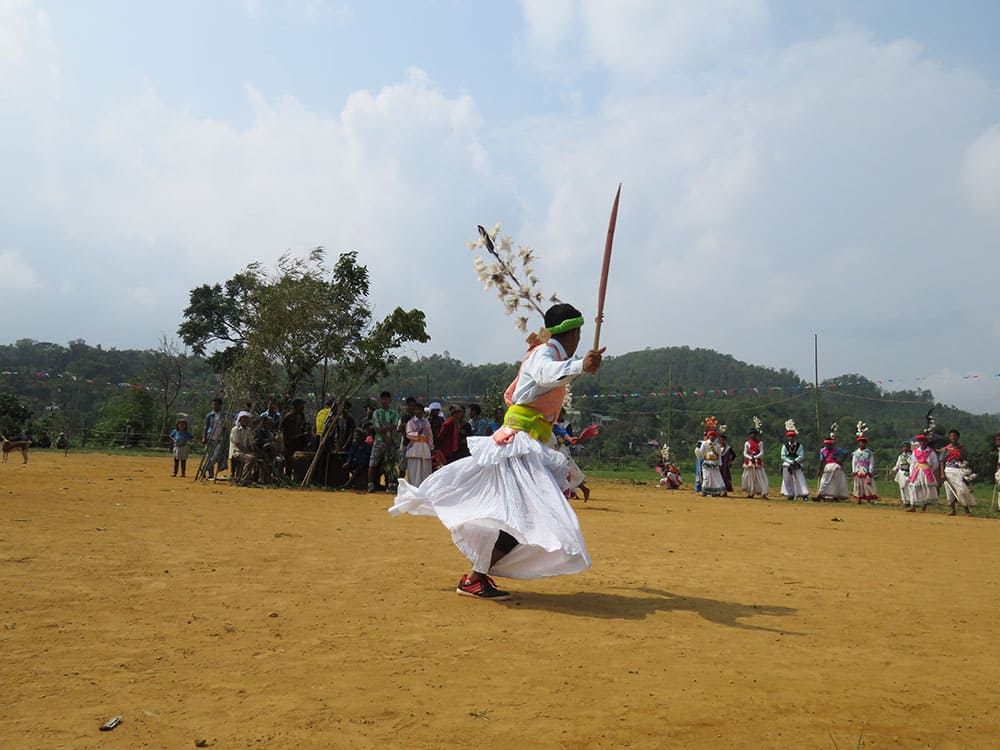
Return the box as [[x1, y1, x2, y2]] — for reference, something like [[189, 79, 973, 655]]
[[368, 391, 399, 493], [280, 398, 308, 478], [202, 397, 228, 480]]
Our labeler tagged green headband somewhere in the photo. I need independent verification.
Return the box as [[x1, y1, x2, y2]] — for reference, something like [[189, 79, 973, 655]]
[[546, 315, 584, 335]]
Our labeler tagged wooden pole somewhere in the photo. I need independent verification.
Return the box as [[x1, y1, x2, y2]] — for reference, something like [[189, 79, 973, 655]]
[[593, 183, 621, 351]]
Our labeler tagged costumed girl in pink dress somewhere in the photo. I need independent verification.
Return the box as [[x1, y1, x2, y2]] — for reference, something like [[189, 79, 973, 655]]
[[907, 433, 939, 510]]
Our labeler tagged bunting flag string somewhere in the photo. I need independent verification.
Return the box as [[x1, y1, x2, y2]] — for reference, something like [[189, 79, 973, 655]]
[[2, 369, 997, 403]]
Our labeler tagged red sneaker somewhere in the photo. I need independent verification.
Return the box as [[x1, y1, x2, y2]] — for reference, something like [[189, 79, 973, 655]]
[[456, 574, 511, 600]]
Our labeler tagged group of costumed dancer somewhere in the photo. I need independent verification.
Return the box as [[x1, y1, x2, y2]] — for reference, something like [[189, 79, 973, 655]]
[[681, 413, 989, 516]]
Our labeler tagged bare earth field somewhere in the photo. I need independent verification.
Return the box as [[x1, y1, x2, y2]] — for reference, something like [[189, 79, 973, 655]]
[[2, 452, 999, 749]]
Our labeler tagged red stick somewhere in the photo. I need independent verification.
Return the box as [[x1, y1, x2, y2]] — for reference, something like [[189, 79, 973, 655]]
[[593, 183, 621, 351]]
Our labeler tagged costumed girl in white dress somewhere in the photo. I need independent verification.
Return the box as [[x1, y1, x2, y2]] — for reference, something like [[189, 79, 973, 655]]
[[780, 420, 809, 500], [850, 421, 878, 503], [390, 304, 604, 599], [889, 441, 914, 506], [940, 429, 976, 517], [741, 417, 769, 498], [696, 417, 726, 496], [816, 424, 849, 501]]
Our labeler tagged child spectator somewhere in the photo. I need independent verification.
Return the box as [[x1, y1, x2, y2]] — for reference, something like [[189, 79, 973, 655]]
[[171, 418, 194, 477]]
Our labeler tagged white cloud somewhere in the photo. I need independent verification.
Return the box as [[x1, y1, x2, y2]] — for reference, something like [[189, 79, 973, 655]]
[[47, 69, 489, 275], [0, 250, 42, 292], [519, 0, 770, 77], [962, 124, 1000, 225], [0, 0, 59, 102]]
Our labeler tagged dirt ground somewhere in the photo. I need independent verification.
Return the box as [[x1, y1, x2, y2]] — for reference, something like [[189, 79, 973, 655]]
[[2, 452, 999, 749]]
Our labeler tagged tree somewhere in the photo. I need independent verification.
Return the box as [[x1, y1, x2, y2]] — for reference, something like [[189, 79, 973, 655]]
[[0, 392, 31, 435], [179, 248, 430, 403], [93, 388, 157, 447], [144, 336, 190, 447]]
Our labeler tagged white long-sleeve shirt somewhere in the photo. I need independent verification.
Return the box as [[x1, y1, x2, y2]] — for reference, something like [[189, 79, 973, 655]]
[[507, 340, 584, 419]]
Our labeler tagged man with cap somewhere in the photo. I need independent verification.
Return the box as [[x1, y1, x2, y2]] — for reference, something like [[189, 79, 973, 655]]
[[390, 303, 604, 600], [229, 411, 257, 485]]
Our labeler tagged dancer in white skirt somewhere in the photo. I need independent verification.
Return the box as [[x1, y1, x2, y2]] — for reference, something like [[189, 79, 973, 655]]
[[817, 440, 849, 500], [850, 425, 878, 504], [741, 420, 769, 498], [696, 425, 726, 496], [816, 424, 849, 501], [780, 421, 809, 500], [390, 304, 604, 599], [940, 429, 976, 517], [889, 441, 914, 506]]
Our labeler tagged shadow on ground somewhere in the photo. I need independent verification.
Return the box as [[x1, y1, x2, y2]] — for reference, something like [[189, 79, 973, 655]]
[[509, 585, 801, 633]]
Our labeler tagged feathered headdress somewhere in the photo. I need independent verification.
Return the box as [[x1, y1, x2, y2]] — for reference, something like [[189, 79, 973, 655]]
[[828, 422, 839, 441], [750, 416, 763, 434], [469, 223, 560, 338], [855, 420, 869, 440], [924, 409, 936, 436], [784, 419, 797, 435], [701, 415, 719, 433], [660, 444, 671, 463]]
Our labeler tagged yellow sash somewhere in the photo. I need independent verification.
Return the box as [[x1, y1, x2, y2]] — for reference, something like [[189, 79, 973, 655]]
[[502, 404, 553, 443]]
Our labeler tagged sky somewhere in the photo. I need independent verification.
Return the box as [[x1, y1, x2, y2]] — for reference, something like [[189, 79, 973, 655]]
[[1, 0, 999, 413]]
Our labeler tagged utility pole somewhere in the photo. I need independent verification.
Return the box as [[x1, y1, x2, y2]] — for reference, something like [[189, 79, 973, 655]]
[[667, 364, 673, 447], [813, 334, 821, 443]]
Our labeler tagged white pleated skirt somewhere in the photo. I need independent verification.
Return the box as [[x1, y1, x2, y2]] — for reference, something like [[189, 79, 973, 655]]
[[389, 432, 591, 579]]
